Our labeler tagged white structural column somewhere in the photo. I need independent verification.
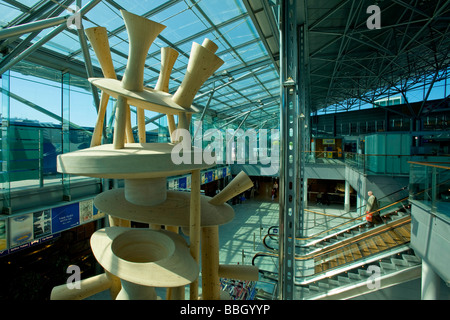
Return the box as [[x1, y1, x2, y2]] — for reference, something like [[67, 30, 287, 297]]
[[344, 180, 350, 212], [421, 260, 441, 300], [304, 179, 308, 208]]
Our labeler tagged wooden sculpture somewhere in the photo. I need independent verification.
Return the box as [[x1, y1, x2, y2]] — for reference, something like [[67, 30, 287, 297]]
[[93, 170, 259, 300], [53, 9, 259, 301], [90, 227, 198, 299]]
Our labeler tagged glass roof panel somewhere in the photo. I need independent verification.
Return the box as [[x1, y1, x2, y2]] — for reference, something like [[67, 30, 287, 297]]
[[219, 16, 258, 48], [0, 2, 23, 27], [235, 42, 267, 63], [218, 51, 243, 71], [84, 1, 125, 30], [256, 66, 277, 79], [17, 0, 41, 7], [110, 29, 130, 52], [113, 0, 170, 14], [44, 30, 81, 55], [195, 0, 247, 25], [110, 52, 128, 69], [153, 2, 208, 45], [0, 0, 281, 129]]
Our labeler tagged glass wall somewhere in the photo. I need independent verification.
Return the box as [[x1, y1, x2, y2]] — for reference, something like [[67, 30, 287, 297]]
[[409, 160, 450, 218], [1, 61, 105, 211], [1, 58, 279, 214]]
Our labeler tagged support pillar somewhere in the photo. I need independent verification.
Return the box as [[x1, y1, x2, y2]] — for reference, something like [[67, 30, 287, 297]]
[[303, 179, 308, 208], [421, 260, 441, 300], [344, 180, 350, 212], [279, 0, 307, 300]]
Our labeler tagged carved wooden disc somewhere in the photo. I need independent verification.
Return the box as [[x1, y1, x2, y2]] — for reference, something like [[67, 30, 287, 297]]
[[57, 143, 212, 179], [94, 189, 235, 227], [91, 227, 199, 287]]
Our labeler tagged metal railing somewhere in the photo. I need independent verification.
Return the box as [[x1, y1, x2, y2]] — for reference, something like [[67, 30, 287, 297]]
[[306, 150, 413, 176]]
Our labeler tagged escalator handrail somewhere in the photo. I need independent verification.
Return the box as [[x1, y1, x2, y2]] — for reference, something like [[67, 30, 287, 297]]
[[294, 215, 411, 261], [302, 185, 409, 233], [300, 173, 450, 238], [297, 196, 410, 241], [253, 215, 412, 277], [264, 185, 409, 239], [262, 195, 410, 249]]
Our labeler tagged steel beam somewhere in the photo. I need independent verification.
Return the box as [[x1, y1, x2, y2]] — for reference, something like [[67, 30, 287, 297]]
[[278, 0, 301, 300], [0, 0, 102, 75], [0, 15, 70, 41], [0, 0, 76, 71]]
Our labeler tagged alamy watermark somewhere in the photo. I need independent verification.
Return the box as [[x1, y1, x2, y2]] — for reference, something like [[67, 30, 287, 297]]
[[367, 265, 381, 290], [367, 5, 381, 30], [66, 265, 81, 289], [66, 5, 82, 30], [170, 121, 280, 176]]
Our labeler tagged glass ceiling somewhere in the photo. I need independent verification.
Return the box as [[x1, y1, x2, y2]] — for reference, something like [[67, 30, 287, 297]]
[[0, 0, 280, 129]]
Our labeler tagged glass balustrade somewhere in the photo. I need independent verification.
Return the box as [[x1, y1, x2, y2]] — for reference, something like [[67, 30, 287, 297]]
[[409, 160, 450, 218]]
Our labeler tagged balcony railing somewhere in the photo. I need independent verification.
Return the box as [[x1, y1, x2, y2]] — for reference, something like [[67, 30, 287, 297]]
[[345, 152, 411, 176], [408, 161, 450, 218], [305, 151, 411, 176]]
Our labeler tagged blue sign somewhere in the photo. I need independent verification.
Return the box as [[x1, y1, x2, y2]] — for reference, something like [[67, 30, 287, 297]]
[[178, 177, 187, 189], [206, 171, 213, 182], [51, 203, 80, 233]]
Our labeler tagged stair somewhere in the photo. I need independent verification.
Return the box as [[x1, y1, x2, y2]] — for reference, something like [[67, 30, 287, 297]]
[[295, 250, 421, 300], [312, 219, 411, 274], [263, 203, 410, 254], [301, 206, 410, 252], [254, 199, 417, 300], [293, 216, 421, 299]]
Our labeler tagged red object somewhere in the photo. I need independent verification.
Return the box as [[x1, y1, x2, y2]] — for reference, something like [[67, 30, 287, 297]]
[[366, 211, 373, 222]]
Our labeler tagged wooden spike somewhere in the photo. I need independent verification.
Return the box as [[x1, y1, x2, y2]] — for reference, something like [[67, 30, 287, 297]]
[[50, 273, 112, 300], [209, 171, 253, 206]]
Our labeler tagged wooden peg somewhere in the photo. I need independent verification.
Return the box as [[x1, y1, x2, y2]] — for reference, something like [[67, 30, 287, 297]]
[[50, 273, 113, 300], [85, 26, 116, 148], [172, 39, 224, 129], [209, 171, 253, 206], [155, 47, 179, 143], [120, 10, 166, 92]]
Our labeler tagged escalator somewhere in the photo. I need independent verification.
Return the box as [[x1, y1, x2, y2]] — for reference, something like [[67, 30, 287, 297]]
[[262, 190, 411, 255], [296, 216, 421, 300], [252, 189, 422, 300]]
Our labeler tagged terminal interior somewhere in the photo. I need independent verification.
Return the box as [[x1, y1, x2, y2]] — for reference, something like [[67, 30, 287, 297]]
[[0, 0, 449, 300]]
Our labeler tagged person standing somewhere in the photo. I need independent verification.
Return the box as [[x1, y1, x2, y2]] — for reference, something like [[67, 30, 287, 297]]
[[273, 181, 278, 198], [365, 190, 381, 227]]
